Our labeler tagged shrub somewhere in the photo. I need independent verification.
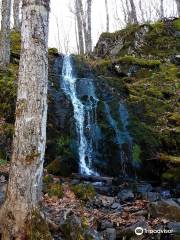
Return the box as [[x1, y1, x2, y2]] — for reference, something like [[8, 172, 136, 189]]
[[72, 183, 96, 201]]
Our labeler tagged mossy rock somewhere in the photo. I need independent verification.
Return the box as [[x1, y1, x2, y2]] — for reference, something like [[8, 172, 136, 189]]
[[47, 183, 64, 198], [43, 175, 54, 185], [71, 183, 96, 202], [48, 48, 59, 55], [173, 18, 180, 31], [159, 153, 180, 164], [162, 168, 180, 182]]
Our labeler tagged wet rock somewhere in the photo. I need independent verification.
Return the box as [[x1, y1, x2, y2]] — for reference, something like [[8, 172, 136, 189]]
[[117, 189, 134, 202], [167, 222, 180, 234], [142, 191, 160, 202], [160, 190, 171, 199], [136, 182, 153, 194], [84, 229, 102, 240], [102, 228, 116, 240], [98, 220, 113, 231], [111, 202, 122, 210], [149, 199, 180, 221]]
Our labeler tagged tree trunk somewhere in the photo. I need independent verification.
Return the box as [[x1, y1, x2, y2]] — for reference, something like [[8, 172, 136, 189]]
[[75, 0, 84, 54], [86, 0, 92, 52], [160, 0, 164, 19], [0, 0, 51, 239], [129, 0, 138, 24], [105, 0, 109, 32], [176, 0, 180, 17], [13, 0, 21, 30], [0, 0, 11, 71]]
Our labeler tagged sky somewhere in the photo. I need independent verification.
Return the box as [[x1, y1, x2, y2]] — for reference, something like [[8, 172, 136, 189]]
[[48, 0, 177, 53]]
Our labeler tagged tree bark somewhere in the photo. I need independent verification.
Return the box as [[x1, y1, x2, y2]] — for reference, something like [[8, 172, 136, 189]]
[[105, 0, 109, 32], [86, 0, 92, 52], [0, 0, 51, 239], [75, 0, 84, 54], [176, 0, 180, 17], [13, 0, 21, 30], [160, 0, 164, 19], [0, 0, 11, 71], [129, 0, 138, 24]]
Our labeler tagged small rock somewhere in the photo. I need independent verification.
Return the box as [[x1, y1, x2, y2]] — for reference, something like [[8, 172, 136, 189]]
[[84, 229, 101, 240], [142, 191, 160, 202], [99, 196, 114, 207], [0, 175, 6, 183], [111, 202, 121, 210], [136, 183, 153, 193], [102, 228, 116, 240], [160, 190, 171, 199], [99, 220, 113, 230], [117, 189, 134, 202]]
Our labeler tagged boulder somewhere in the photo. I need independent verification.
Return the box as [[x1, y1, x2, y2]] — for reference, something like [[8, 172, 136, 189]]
[[117, 189, 134, 202], [149, 199, 180, 221], [102, 228, 116, 240]]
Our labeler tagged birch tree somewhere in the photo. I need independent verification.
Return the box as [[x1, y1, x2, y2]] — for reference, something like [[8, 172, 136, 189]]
[[0, 0, 11, 71], [160, 0, 164, 18], [175, 0, 180, 16], [13, 0, 21, 30], [86, 0, 92, 52], [129, 0, 138, 24], [75, 0, 84, 54], [105, 0, 110, 32], [0, 0, 51, 238]]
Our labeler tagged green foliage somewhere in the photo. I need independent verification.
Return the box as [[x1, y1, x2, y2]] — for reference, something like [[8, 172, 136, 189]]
[[47, 183, 64, 198], [72, 183, 96, 201], [116, 56, 161, 67], [159, 154, 180, 164]]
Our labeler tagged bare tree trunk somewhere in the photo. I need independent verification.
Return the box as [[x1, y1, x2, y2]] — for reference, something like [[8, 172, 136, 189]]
[[75, 0, 84, 54], [105, 0, 109, 32], [87, 0, 92, 52], [13, 0, 21, 30], [129, 0, 138, 24], [176, 0, 180, 16], [139, 0, 145, 23], [0, 0, 11, 71], [160, 0, 164, 18], [75, 16, 80, 54], [0, 0, 52, 238]]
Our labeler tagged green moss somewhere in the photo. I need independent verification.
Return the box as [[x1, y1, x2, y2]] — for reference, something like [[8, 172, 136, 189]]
[[116, 56, 161, 67], [43, 175, 53, 185], [47, 183, 64, 198], [10, 31, 21, 54], [173, 18, 180, 31], [159, 154, 180, 164], [46, 159, 61, 175], [72, 183, 96, 202], [132, 144, 142, 165], [0, 159, 7, 166], [27, 209, 52, 240], [48, 48, 59, 55], [162, 168, 180, 182]]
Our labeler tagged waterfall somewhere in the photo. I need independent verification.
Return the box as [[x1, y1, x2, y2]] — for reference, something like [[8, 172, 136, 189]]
[[61, 55, 98, 176], [104, 102, 133, 176]]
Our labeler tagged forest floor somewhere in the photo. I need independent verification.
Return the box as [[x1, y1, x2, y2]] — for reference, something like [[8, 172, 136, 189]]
[[0, 164, 179, 240]]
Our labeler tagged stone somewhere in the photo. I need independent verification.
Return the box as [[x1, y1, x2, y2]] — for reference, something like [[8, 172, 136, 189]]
[[142, 191, 160, 202], [84, 229, 101, 240], [99, 195, 115, 207], [149, 199, 180, 221], [167, 222, 180, 234], [117, 189, 134, 202], [99, 220, 113, 230], [111, 202, 122, 210], [136, 183, 153, 193], [102, 228, 116, 240]]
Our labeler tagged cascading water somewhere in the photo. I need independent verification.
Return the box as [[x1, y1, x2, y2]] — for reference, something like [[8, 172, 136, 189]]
[[104, 102, 133, 176], [61, 55, 98, 175]]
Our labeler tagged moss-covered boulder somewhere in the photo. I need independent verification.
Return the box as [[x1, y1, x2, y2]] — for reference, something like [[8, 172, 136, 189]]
[[71, 183, 96, 202]]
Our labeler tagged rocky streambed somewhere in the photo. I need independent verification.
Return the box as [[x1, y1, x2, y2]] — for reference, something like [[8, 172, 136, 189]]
[[0, 166, 180, 240]]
